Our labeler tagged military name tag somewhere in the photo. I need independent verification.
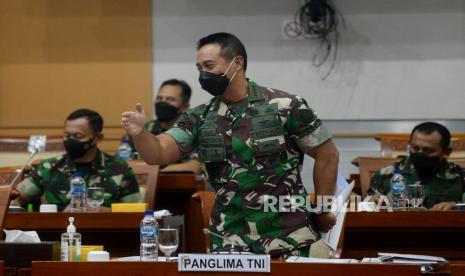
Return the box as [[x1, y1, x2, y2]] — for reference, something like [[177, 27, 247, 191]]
[[178, 253, 270, 273]]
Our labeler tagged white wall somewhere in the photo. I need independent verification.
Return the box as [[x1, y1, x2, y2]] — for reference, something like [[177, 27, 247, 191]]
[[152, 0, 465, 120]]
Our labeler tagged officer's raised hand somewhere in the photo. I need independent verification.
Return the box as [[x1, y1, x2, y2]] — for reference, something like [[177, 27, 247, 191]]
[[121, 103, 146, 136]]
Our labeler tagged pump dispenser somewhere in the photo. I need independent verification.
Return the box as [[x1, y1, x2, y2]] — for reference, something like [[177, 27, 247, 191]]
[[61, 217, 82, 261]]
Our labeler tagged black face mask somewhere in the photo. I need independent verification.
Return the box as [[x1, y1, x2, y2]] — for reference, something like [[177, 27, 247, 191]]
[[199, 71, 231, 96], [198, 57, 237, 97], [409, 152, 442, 172], [63, 138, 95, 160], [155, 101, 180, 122]]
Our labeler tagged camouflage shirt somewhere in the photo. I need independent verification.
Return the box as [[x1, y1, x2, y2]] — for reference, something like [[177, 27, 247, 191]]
[[127, 120, 164, 153], [145, 119, 165, 135], [17, 150, 142, 211], [367, 157, 465, 208], [165, 80, 332, 257], [128, 119, 195, 164]]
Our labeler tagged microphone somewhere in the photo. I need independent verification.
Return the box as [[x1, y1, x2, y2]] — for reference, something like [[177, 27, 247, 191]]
[[202, 228, 243, 253], [9, 146, 40, 188]]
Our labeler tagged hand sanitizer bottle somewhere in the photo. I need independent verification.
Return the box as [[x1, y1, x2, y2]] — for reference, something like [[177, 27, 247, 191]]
[[61, 217, 82, 261]]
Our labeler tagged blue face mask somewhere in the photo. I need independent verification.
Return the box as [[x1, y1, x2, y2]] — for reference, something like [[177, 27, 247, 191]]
[[198, 57, 237, 96]]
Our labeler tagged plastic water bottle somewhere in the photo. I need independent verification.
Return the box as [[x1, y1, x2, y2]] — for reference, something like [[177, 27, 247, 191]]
[[117, 137, 133, 160], [140, 210, 159, 261], [390, 169, 407, 210], [61, 217, 82, 261], [70, 172, 86, 212]]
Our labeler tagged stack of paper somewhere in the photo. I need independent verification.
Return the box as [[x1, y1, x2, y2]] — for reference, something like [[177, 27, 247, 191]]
[[320, 175, 354, 251], [362, 253, 447, 265], [286, 256, 359, 264]]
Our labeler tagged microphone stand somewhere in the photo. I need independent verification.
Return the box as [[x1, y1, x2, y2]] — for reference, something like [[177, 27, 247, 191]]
[[9, 147, 39, 189], [202, 228, 244, 254]]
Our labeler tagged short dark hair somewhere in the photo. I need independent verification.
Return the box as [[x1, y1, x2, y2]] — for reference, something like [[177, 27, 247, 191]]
[[410, 121, 451, 150], [66, 109, 103, 135], [197, 32, 248, 72], [160, 79, 192, 105]]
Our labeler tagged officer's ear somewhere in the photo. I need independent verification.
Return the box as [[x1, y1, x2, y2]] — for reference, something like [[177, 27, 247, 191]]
[[94, 133, 104, 145], [443, 147, 452, 157], [234, 56, 245, 72], [180, 102, 189, 113]]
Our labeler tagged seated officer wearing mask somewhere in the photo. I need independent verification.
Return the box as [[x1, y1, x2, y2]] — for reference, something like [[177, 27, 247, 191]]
[[122, 32, 339, 258], [367, 122, 465, 210], [16, 109, 142, 211], [129, 79, 201, 174]]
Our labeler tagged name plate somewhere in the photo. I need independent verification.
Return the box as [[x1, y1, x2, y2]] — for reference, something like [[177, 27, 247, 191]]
[[178, 253, 270, 273]]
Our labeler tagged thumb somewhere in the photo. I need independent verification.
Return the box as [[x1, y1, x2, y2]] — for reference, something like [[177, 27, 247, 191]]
[[135, 103, 144, 113]]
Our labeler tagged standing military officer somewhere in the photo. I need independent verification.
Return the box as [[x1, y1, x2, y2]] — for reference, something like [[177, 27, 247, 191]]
[[122, 33, 339, 258]]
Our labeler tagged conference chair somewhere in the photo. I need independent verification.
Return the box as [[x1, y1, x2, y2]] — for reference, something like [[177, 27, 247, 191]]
[[191, 191, 215, 253], [126, 160, 160, 210]]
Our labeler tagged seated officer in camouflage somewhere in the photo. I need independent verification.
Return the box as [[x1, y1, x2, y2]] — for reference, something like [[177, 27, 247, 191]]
[[367, 122, 465, 210], [16, 109, 142, 211], [122, 32, 339, 258], [128, 79, 201, 174]]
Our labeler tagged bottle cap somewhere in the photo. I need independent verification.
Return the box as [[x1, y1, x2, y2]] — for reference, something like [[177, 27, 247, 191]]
[[67, 217, 76, 233], [144, 210, 154, 216], [72, 172, 82, 178], [394, 168, 402, 174]]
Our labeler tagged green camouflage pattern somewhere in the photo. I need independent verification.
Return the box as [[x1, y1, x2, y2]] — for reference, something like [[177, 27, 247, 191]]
[[17, 150, 142, 211], [165, 80, 332, 257], [144, 119, 165, 135], [128, 119, 195, 164], [367, 157, 465, 208], [127, 120, 164, 153]]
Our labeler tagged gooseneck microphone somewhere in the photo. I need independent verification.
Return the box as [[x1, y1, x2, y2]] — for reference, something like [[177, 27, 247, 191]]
[[202, 228, 243, 253], [9, 146, 40, 188]]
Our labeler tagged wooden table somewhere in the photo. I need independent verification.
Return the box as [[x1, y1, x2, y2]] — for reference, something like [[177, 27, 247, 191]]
[[156, 173, 205, 215], [7, 210, 465, 261], [156, 173, 205, 253], [4, 213, 183, 258], [2, 173, 204, 258], [343, 211, 465, 260], [5, 212, 145, 257], [30, 261, 423, 276]]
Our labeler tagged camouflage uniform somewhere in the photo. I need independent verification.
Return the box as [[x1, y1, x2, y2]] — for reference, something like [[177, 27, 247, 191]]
[[17, 150, 142, 211], [144, 119, 165, 136], [127, 120, 164, 153], [165, 80, 332, 257], [367, 157, 465, 208], [128, 119, 195, 164]]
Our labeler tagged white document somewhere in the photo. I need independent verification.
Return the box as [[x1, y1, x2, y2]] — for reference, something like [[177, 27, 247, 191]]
[[319, 175, 354, 251], [286, 256, 359, 264], [361, 258, 382, 263], [377, 252, 447, 264]]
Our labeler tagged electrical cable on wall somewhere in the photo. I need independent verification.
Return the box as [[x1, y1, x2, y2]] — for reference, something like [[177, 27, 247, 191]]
[[295, 0, 345, 80]]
